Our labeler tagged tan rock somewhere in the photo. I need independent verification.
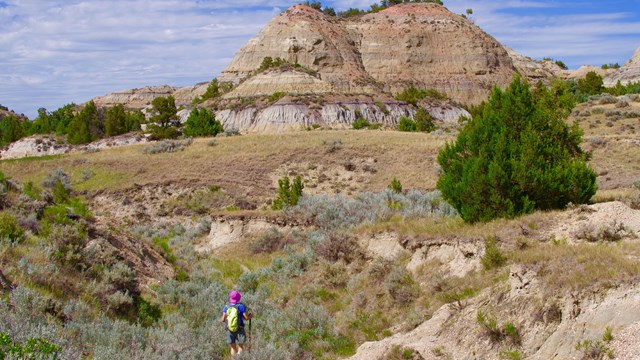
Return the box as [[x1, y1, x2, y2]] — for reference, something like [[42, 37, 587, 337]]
[[563, 65, 616, 81], [219, 3, 521, 105], [351, 4, 516, 104], [92, 83, 207, 109], [218, 4, 375, 93], [223, 70, 334, 99], [505, 46, 564, 82], [604, 46, 640, 86]]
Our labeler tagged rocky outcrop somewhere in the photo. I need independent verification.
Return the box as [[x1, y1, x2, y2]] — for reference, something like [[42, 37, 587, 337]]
[[223, 70, 334, 99], [564, 65, 616, 81], [505, 46, 564, 82], [351, 4, 516, 104], [92, 83, 207, 109], [604, 46, 640, 86], [219, 3, 520, 105], [218, 5, 377, 94], [214, 99, 469, 133], [0, 134, 148, 160], [0, 136, 71, 159]]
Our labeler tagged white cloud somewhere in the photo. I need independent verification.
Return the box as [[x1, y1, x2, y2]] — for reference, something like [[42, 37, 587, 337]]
[[446, 0, 640, 65]]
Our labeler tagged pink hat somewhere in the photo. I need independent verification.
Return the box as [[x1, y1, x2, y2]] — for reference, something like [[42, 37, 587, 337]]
[[229, 290, 241, 304]]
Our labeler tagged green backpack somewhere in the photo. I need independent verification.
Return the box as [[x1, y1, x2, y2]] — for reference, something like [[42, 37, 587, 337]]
[[226, 304, 240, 333]]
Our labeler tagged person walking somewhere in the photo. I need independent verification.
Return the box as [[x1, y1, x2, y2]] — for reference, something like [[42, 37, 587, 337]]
[[221, 290, 252, 356]]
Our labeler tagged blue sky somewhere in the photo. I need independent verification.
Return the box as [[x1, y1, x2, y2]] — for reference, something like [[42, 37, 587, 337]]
[[1, 0, 639, 118]]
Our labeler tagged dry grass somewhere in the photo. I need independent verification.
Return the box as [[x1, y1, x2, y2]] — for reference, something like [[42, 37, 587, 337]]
[[510, 241, 640, 293], [0, 131, 448, 205], [569, 100, 640, 192]]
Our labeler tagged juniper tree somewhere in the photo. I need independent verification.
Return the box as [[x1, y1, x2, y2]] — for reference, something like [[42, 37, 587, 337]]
[[437, 76, 596, 223]]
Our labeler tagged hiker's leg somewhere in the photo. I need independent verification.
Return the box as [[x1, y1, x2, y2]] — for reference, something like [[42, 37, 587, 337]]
[[230, 343, 238, 356], [236, 328, 247, 354]]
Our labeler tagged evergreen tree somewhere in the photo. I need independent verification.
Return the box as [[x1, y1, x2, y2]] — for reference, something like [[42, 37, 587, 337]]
[[105, 104, 127, 137], [183, 108, 223, 137], [0, 115, 25, 146], [437, 76, 596, 223], [31, 108, 53, 134], [67, 101, 102, 144], [414, 107, 435, 132], [272, 175, 304, 210], [577, 71, 603, 95], [52, 104, 76, 135], [149, 96, 179, 128]]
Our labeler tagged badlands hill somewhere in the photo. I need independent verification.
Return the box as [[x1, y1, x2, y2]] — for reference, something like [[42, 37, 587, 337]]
[[219, 3, 518, 105], [92, 3, 567, 133], [604, 46, 640, 87]]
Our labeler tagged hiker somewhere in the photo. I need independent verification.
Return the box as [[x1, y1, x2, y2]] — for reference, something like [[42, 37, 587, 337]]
[[221, 290, 252, 356]]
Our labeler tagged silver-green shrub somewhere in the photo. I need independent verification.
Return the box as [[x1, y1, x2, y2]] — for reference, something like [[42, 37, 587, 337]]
[[143, 138, 193, 154], [287, 189, 455, 230]]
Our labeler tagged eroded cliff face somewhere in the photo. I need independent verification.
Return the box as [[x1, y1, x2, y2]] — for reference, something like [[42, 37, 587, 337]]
[[218, 5, 377, 93], [214, 98, 469, 133], [350, 4, 516, 104], [604, 46, 640, 87], [219, 3, 521, 105]]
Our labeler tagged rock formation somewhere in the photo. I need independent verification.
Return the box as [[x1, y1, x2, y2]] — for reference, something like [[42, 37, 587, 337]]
[[604, 46, 640, 86], [92, 83, 207, 109], [505, 46, 564, 82], [222, 70, 334, 99], [220, 3, 519, 105], [564, 65, 616, 81]]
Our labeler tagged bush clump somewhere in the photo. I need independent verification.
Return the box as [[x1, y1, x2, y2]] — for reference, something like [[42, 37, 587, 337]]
[[143, 138, 193, 154], [272, 175, 304, 210], [437, 76, 597, 223], [0, 211, 25, 243], [182, 108, 223, 137]]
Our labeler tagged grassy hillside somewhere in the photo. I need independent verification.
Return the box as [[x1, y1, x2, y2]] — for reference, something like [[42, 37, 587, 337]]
[[0, 95, 639, 359]]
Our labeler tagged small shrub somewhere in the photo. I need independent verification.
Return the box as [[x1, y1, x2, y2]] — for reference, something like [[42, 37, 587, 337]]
[[397, 116, 417, 132], [388, 178, 403, 194], [575, 221, 636, 242], [207, 139, 217, 147], [148, 124, 180, 140], [315, 232, 365, 264], [23, 181, 42, 200], [576, 327, 615, 360], [499, 350, 523, 360], [477, 309, 502, 342], [42, 167, 71, 191], [395, 87, 447, 106], [0, 211, 24, 243], [352, 117, 371, 130], [0, 331, 61, 359], [183, 108, 223, 137], [272, 175, 304, 210], [322, 139, 342, 153], [81, 169, 95, 181], [143, 138, 193, 154], [477, 309, 520, 345], [268, 91, 287, 103], [46, 224, 87, 268], [480, 236, 505, 270], [414, 107, 435, 132], [384, 264, 418, 303], [223, 128, 240, 136], [249, 228, 294, 254]]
